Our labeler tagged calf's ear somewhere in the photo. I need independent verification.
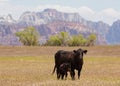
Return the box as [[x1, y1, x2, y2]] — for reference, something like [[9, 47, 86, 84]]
[[83, 50, 87, 54]]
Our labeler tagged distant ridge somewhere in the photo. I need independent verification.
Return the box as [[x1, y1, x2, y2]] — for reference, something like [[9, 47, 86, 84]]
[[0, 8, 119, 45]]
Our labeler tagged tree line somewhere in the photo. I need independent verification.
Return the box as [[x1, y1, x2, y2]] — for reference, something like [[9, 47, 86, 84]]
[[16, 27, 97, 46]]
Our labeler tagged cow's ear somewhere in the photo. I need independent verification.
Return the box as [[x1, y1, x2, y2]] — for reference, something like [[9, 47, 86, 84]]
[[73, 50, 77, 53], [83, 50, 87, 54]]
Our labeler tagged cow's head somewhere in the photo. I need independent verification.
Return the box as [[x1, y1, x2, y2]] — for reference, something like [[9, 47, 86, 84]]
[[73, 48, 87, 59]]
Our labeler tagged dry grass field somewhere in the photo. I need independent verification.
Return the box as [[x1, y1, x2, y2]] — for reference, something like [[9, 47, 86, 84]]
[[0, 46, 120, 86]]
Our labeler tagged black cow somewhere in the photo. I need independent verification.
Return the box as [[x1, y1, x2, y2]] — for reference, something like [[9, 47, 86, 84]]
[[58, 63, 71, 80], [52, 48, 87, 80]]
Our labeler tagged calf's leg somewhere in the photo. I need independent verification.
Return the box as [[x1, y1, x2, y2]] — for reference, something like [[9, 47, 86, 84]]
[[57, 67, 60, 79]]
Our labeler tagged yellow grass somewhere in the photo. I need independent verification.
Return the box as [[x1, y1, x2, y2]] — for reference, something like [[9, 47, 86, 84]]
[[0, 46, 120, 86]]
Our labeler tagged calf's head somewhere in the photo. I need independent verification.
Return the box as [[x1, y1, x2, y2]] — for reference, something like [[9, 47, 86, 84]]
[[60, 63, 71, 72]]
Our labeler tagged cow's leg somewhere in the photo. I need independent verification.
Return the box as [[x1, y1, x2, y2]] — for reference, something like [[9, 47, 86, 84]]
[[58, 73, 60, 79], [65, 72, 68, 80], [61, 74, 64, 80], [73, 70, 75, 80], [78, 70, 80, 79], [57, 67, 60, 79], [71, 69, 75, 80], [78, 66, 82, 79]]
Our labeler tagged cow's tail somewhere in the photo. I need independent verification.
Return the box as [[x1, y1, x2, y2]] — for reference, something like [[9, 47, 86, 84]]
[[52, 65, 56, 75]]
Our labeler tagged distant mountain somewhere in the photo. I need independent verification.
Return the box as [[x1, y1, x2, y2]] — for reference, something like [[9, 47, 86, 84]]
[[0, 14, 16, 23], [18, 9, 109, 44], [0, 8, 119, 45], [106, 20, 120, 44]]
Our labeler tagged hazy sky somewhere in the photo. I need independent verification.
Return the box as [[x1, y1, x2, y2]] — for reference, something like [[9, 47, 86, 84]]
[[0, 0, 120, 25]]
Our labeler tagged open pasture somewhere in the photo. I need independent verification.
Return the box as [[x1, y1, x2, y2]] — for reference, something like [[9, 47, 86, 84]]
[[0, 46, 120, 86]]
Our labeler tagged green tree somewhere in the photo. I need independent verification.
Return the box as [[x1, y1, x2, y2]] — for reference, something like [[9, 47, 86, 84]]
[[45, 31, 70, 46], [58, 31, 70, 46], [86, 33, 97, 46], [69, 34, 87, 46], [16, 27, 39, 46], [46, 35, 61, 46], [45, 32, 97, 46]]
